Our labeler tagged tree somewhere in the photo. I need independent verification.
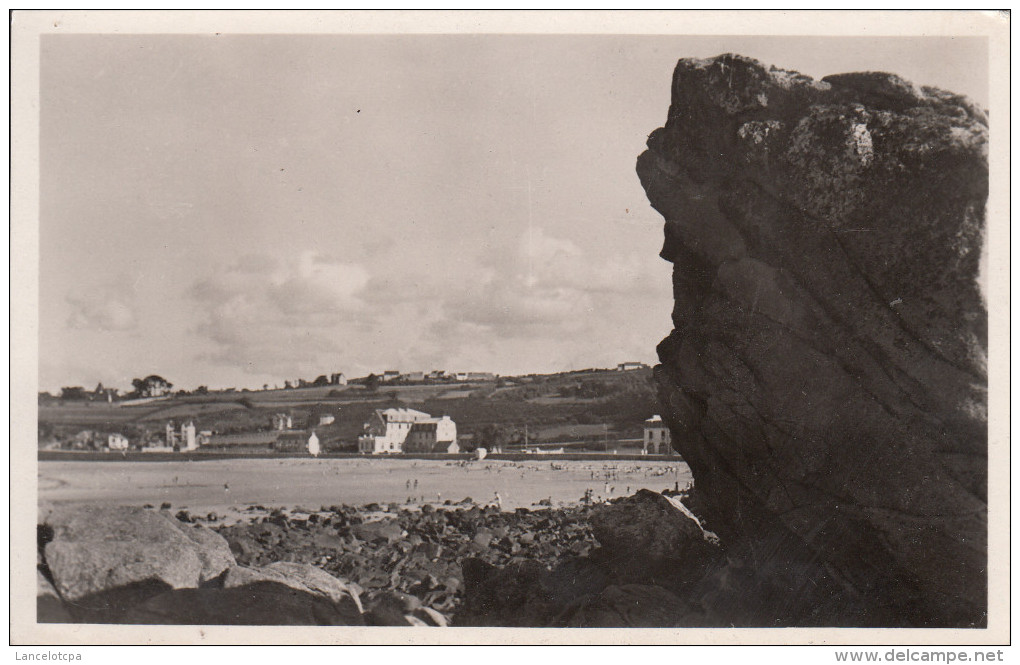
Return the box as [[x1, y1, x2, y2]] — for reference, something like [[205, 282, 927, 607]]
[[130, 375, 173, 398], [474, 424, 512, 450], [195, 385, 209, 395], [60, 386, 87, 401], [313, 375, 330, 387], [365, 373, 380, 393]]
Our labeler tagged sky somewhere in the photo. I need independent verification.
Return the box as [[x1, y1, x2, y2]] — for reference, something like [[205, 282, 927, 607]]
[[39, 34, 989, 392]]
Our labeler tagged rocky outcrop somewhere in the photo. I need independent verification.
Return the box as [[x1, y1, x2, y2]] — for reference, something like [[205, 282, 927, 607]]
[[37, 504, 366, 625], [455, 490, 720, 626], [41, 505, 235, 604], [636, 54, 987, 627], [222, 563, 363, 620]]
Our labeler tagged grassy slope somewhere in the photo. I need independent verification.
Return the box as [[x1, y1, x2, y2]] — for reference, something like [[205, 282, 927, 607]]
[[39, 369, 659, 448]]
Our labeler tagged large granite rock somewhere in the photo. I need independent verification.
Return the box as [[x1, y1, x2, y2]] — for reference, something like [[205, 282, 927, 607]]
[[42, 505, 235, 604], [636, 54, 987, 627], [127, 581, 361, 626], [222, 563, 363, 622]]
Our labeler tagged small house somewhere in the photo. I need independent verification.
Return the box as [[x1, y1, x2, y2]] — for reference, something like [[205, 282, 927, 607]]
[[642, 415, 672, 455], [276, 430, 320, 456]]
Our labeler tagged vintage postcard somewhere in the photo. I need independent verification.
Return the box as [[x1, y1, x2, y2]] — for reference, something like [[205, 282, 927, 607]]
[[9, 10, 1010, 648]]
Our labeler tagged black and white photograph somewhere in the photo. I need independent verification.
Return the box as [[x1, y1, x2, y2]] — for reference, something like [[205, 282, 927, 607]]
[[10, 9, 1010, 650]]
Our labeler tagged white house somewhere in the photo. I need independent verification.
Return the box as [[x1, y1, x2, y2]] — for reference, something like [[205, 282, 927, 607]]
[[643, 415, 672, 455], [318, 413, 336, 426], [180, 421, 197, 451], [404, 415, 459, 454], [618, 362, 649, 372], [271, 413, 293, 431], [358, 407, 435, 454], [107, 433, 129, 450]]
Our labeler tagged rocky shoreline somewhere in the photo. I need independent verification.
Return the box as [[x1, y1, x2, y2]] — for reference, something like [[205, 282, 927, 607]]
[[39, 485, 710, 627]]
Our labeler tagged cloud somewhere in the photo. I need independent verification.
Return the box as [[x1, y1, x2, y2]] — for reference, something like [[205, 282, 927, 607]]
[[437, 227, 670, 339], [189, 251, 371, 375], [66, 284, 138, 332], [183, 232, 672, 382]]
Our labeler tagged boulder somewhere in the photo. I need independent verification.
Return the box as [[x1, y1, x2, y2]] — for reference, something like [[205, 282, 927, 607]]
[[364, 590, 422, 626], [350, 520, 404, 545], [637, 54, 987, 627], [127, 581, 361, 625], [590, 490, 714, 561], [263, 562, 364, 614], [42, 505, 236, 603], [175, 522, 237, 582], [222, 563, 362, 621]]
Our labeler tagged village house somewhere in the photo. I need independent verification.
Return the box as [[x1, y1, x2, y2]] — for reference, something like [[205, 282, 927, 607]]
[[401, 371, 425, 383], [427, 370, 447, 381], [164, 421, 197, 451], [181, 421, 197, 451], [358, 407, 456, 454], [271, 413, 293, 431], [382, 370, 400, 383], [403, 415, 459, 454], [276, 430, 320, 456], [330, 372, 347, 386], [643, 415, 673, 455], [318, 413, 336, 426], [107, 433, 129, 451], [203, 431, 280, 451], [618, 362, 649, 372]]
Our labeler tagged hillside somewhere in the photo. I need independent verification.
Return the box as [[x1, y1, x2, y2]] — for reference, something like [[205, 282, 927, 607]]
[[38, 368, 660, 450]]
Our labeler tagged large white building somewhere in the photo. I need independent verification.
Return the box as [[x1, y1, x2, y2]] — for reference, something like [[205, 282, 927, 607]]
[[358, 408, 457, 454], [643, 415, 672, 455], [404, 416, 458, 454]]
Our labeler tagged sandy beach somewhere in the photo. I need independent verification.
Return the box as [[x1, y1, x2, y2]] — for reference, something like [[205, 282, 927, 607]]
[[38, 457, 692, 516]]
